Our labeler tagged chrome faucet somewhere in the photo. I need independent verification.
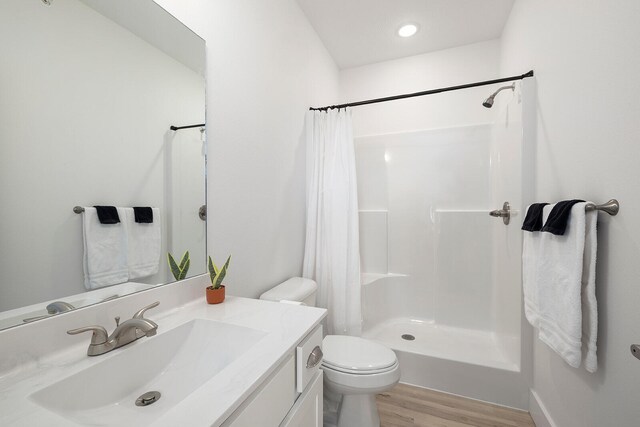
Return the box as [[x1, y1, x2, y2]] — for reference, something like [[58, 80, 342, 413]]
[[67, 301, 159, 356], [22, 300, 77, 323], [47, 301, 76, 314]]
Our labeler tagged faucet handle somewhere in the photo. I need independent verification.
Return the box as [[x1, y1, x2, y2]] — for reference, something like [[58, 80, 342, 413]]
[[67, 325, 108, 345], [133, 301, 160, 319]]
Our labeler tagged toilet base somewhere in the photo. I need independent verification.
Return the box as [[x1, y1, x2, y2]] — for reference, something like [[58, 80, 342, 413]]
[[337, 394, 380, 427]]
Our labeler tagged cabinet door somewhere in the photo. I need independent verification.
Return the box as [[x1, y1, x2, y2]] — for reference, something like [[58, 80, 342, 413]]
[[296, 325, 323, 392], [224, 356, 296, 427], [280, 371, 323, 427]]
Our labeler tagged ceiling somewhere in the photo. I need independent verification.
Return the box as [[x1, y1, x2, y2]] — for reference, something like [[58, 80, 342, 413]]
[[297, 0, 515, 69]]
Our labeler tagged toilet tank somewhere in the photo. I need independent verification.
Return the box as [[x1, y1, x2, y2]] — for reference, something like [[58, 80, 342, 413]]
[[259, 277, 317, 307]]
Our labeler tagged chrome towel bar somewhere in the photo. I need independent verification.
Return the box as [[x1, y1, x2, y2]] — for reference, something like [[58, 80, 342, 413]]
[[491, 199, 619, 224]]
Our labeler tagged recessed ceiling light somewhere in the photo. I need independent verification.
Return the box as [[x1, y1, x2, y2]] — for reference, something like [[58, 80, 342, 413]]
[[398, 23, 419, 38]]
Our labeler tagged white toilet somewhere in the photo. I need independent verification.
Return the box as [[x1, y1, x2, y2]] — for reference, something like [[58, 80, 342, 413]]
[[260, 277, 400, 427]]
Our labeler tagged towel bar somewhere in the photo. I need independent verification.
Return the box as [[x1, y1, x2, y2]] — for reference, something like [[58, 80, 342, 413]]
[[585, 199, 619, 216]]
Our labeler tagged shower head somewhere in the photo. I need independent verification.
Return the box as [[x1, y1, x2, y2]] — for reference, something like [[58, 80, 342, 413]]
[[482, 83, 515, 108]]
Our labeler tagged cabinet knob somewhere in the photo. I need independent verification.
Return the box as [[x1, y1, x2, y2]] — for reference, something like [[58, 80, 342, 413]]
[[306, 346, 323, 368]]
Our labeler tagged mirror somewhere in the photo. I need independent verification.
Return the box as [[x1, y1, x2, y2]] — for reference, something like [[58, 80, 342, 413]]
[[0, 0, 206, 330]]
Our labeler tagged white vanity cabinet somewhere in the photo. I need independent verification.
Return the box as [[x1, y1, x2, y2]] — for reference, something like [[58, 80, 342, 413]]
[[223, 325, 323, 427], [280, 371, 323, 427], [0, 294, 327, 427]]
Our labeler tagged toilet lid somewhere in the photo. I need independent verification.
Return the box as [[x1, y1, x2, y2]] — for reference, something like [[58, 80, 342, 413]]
[[322, 335, 397, 374]]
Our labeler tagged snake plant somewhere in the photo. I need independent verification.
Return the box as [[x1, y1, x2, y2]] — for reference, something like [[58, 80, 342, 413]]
[[208, 254, 231, 289], [168, 251, 190, 281]]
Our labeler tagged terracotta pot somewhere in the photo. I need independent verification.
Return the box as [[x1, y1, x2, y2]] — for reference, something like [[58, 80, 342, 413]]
[[206, 285, 225, 304]]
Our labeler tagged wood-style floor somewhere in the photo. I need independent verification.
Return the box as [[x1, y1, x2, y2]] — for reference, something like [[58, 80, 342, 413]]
[[377, 383, 535, 427]]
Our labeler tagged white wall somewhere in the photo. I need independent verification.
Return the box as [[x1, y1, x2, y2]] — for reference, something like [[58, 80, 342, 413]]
[[0, 0, 205, 311], [501, 1, 640, 425], [154, 0, 341, 298], [339, 39, 501, 137]]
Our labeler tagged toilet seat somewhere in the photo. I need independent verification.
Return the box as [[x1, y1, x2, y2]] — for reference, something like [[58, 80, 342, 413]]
[[323, 359, 400, 395], [322, 361, 397, 375], [322, 358, 399, 375], [322, 335, 397, 374]]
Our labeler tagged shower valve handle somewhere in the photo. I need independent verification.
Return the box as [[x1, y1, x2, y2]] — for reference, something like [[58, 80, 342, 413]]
[[489, 201, 511, 225]]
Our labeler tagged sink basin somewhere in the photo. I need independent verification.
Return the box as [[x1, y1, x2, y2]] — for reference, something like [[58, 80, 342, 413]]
[[30, 319, 267, 426]]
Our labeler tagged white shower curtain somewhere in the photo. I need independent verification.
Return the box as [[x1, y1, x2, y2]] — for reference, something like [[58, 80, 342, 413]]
[[303, 108, 361, 336]]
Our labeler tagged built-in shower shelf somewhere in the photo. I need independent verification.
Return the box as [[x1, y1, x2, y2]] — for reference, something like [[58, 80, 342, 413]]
[[361, 272, 408, 286]]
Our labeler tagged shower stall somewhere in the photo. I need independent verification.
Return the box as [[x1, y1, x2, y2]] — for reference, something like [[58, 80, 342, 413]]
[[356, 79, 533, 408]]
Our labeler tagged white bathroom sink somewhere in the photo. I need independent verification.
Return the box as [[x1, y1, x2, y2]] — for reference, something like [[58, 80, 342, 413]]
[[29, 319, 267, 426]]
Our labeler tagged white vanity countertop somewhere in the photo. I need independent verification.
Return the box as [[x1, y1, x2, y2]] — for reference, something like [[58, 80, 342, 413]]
[[0, 296, 326, 426]]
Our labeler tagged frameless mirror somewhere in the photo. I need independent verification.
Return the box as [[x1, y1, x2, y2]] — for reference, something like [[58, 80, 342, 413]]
[[0, 0, 206, 330]]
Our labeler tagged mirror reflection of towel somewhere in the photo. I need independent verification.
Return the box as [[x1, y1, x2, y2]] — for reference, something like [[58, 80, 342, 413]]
[[93, 205, 121, 224], [133, 207, 153, 223], [82, 207, 128, 290], [124, 208, 161, 280]]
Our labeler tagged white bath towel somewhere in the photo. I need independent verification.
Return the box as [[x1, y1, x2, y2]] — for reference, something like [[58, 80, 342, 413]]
[[522, 209, 544, 329], [82, 207, 129, 290], [522, 202, 598, 372], [581, 209, 598, 372], [123, 207, 161, 280]]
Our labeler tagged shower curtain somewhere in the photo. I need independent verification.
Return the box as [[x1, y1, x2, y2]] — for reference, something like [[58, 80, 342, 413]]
[[303, 108, 361, 336]]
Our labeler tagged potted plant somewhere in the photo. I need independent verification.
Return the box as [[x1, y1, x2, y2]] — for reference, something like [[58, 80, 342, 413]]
[[206, 254, 231, 304], [167, 251, 190, 281]]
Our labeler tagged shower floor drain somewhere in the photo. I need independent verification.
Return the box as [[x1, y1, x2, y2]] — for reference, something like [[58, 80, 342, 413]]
[[401, 334, 415, 341]]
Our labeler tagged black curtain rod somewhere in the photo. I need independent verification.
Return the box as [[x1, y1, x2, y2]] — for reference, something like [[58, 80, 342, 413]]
[[309, 70, 534, 111], [170, 123, 205, 131]]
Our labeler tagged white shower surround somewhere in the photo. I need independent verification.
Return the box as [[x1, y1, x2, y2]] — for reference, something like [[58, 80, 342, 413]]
[[357, 83, 529, 408]]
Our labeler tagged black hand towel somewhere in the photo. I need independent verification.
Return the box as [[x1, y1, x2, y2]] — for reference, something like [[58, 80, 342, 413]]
[[521, 203, 549, 232], [94, 206, 120, 224], [133, 207, 154, 223], [541, 199, 584, 235]]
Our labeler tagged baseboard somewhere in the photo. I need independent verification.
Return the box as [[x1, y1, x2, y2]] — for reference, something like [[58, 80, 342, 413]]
[[529, 389, 556, 427]]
